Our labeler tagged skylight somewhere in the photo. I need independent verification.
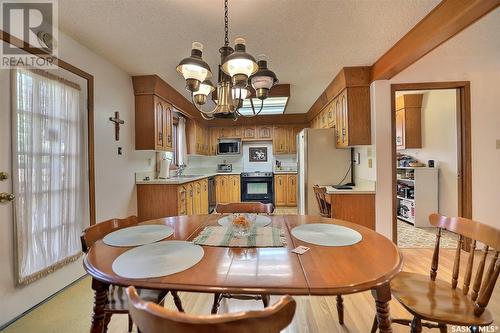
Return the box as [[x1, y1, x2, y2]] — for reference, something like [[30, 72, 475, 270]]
[[238, 97, 289, 116]]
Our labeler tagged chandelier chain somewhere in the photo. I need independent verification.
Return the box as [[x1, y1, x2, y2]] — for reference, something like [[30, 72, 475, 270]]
[[224, 0, 229, 46]]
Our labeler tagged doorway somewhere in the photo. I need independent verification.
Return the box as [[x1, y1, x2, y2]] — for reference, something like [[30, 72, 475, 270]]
[[390, 82, 471, 246]]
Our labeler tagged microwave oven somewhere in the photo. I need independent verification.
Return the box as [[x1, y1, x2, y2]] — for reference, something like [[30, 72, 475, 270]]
[[217, 139, 241, 155]]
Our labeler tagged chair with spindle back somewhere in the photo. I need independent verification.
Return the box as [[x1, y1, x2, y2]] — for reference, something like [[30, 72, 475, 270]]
[[312, 185, 346, 324], [81, 216, 184, 333], [211, 202, 275, 314], [313, 185, 331, 217], [371, 213, 500, 333], [126, 286, 296, 333]]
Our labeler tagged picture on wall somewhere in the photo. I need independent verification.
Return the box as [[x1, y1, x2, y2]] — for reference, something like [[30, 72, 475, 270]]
[[249, 147, 268, 162]]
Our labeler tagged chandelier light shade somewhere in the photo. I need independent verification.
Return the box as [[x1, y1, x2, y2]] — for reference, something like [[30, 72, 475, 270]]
[[193, 79, 215, 105], [176, 0, 278, 120], [176, 42, 212, 92], [250, 55, 279, 100], [221, 38, 258, 88]]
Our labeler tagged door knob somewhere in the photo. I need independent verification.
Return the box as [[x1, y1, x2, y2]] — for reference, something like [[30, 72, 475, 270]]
[[0, 192, 15, 203]]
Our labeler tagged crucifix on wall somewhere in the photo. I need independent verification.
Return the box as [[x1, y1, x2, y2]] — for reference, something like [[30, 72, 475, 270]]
[[109, 112, 125, 141]]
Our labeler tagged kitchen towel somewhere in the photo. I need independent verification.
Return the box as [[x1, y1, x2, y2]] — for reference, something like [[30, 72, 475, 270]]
[[193, 226, 286, 248]]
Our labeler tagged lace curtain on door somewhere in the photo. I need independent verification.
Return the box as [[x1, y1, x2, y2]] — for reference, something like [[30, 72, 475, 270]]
[[12, 68, 85, 285]]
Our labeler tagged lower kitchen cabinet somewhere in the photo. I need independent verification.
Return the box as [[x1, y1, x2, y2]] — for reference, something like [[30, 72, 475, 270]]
[[326, 193, 375, 230], [215, 175, 240, 204], [274, 174, 297, 207], [137, 178, 209, 221]]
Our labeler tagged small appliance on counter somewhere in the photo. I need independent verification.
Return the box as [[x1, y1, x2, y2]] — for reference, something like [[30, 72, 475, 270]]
[[217, 163, 233, 173], [158, 158, 172, 179]]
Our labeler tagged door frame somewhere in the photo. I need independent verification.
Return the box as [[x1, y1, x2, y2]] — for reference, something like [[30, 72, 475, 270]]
[[390, 81, 471, 243], [1, 30, 96, 225]]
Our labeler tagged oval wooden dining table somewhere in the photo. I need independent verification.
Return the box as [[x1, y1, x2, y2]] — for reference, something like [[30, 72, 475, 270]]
[[83, 214, 402, 333]]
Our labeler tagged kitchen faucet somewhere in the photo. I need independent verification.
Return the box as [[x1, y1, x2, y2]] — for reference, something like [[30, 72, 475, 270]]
[[177, 164, 187, 176]]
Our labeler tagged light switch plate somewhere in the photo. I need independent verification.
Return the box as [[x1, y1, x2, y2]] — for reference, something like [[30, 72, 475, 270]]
[[496, 140, 500, 149]]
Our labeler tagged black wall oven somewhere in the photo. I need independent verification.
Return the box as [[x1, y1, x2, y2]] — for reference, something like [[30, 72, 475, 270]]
[[240, 172, 274, 204]]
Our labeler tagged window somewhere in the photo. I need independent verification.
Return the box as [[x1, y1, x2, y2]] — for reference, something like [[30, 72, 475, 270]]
[[12, 68, 86, 284]]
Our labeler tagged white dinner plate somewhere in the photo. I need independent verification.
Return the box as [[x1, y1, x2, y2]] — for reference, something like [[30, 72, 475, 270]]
[[103, 225, 174, 247], [112, 240, 204, 279], [218, 214, 272, 227], [291, 223, 362, 247]]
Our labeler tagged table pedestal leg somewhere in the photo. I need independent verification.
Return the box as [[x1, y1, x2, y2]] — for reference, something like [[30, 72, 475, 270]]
[[90, 278, 108, 333], [371, 283, 393, 333]]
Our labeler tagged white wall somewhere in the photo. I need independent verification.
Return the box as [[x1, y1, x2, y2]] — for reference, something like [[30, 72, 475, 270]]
[[372, 8, 500, 238], [354, 146, 376, 182], [398, 90, 458, 217], [0, 30, 154, 326]]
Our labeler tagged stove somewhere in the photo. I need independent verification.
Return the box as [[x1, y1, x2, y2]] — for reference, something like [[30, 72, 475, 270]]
[[240, 171, 274, 204]]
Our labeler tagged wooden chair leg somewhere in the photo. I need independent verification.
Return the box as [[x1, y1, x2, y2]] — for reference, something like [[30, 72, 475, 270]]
[[127, 314, 133, 333], [410, 317, 422, 333], [211, 293, 221, 314], [171, 291, 184, 312], [261, 294, 270, 307], [371, 314, 378, 333], [438, 324, 447, 333], [103, 313, 111, 333], [336, 295, 344, 325]]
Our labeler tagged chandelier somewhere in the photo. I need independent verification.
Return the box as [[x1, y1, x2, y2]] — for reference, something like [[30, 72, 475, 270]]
[[176, 0, 278, 120]]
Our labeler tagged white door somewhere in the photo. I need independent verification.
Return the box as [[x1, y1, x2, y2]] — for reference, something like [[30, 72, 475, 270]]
[[0, 64, 88, 326]]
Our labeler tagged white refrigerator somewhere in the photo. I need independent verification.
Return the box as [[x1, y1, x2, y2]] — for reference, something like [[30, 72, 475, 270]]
[[297, 128, 352, 216]]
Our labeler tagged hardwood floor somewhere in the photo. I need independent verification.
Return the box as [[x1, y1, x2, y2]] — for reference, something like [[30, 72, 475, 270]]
[[3, 248, 498, 333]]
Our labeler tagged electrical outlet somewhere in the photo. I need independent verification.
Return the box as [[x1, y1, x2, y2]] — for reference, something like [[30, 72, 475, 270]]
[[368, 158, 373, 169], [117, 147, 122, 155], [497, 139, 500, 150]]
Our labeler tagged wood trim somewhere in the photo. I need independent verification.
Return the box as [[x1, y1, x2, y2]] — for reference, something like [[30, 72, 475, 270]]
[[1, 30, 96, 225], [390, 81, 472, 243], [371, 0, 500, 81], [206, 114, 308, 127]]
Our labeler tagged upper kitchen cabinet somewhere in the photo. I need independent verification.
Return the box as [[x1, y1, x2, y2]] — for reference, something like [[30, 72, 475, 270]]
[[187, 119, 209, 155], [308, 67, 372, 147], [395, 94, 423, 150], [132, 75, 206, 151], [219, 126, 242, 138], [242, 125, 256, 141], [257, 126, 273, 139], [288, 125, 303, 154], [273, 125, 289, 154], [134, 94, 173, 151]]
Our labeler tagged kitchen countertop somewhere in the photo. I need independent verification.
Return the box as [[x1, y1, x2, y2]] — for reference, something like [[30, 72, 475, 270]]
[[136, 172, 242, 185], [273, 170, 298, 174], [321, 179, 376, 194]]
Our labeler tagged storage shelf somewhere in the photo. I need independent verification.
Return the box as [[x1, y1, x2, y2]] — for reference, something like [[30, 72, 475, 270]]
[[397, 196, 414, 202], [397, 215, 415, 225], [397, 178, 415, 182]]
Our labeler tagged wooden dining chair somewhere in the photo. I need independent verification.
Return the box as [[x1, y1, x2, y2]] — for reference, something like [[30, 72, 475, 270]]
[[126, 286, 296, 333], [212, 202, 274, 314], [81, 216, 184, 333], [372, 213, 500, 333], [215, 202, 275, 214], [313, 185, 331, 217]]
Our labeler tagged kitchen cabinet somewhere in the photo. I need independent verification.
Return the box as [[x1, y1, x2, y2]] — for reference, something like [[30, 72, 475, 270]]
[[209, 127, 219, 155], [257, 126, 273, 139], [395, 94, 423, 150], [273, 126, 289, 154], [242, 126, 256, 140], [274, 174, 297, 207], [135, 94, 173, 151], [288, 125, 303, 154], [326, 193, 375, 230], [137, 178, 210, 221], [187, 120, 210, 155], [334, 87, 371, 148], [215, 175, 240, 204], [327, 101, 335, 128], [220, 126, 242, 138]]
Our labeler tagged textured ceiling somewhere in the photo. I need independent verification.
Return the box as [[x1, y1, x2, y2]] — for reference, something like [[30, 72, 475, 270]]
[[58, 0, 439, 114]]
